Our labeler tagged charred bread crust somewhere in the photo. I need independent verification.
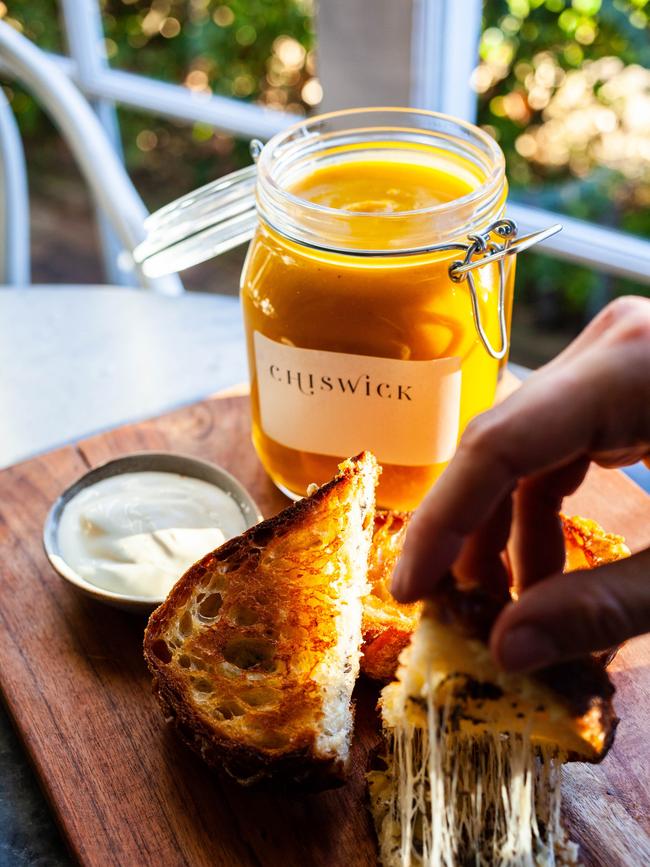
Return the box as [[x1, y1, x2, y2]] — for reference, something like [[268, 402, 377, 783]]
[[562, 514, 630, 569], [146, 451, 376, 643], [152, 671, 350, 791], [144, 451, 377, 790], [361, 510, 419, 682], [562, 514, 630, 668], [149, 644, 347, 790], [371, 509, 410, 538], [361, 625, 413, 683], [535, 660, 619, 760]]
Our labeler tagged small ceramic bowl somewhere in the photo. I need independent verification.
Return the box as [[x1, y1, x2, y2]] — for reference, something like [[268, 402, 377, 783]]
[[43, 452, 262, 613]]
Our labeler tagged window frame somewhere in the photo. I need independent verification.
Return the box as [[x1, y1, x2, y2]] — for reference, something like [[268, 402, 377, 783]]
[[36, 0, 650, 286], [410, 0, 649, 285]]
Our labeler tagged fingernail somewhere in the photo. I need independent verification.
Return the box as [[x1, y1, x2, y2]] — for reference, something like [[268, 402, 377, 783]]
[[498, 625, 557, 672]]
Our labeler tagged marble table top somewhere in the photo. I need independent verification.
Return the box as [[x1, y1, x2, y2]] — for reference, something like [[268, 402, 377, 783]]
[[0, 286, 247, 470]]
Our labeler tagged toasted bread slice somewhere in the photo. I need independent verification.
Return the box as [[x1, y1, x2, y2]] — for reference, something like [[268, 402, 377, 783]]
[[383, 574, 617, 760], [562, 513, 630, 571], [370, 574, 618, 866], [144, 451, 379, 789], [361, 512, 630, 682], [361, 511, 420, 681]]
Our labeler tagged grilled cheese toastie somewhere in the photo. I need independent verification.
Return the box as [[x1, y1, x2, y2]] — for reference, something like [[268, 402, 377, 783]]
[[562, 514, 630, 572], [361, 513, 630, 683], [369, 573, 619, 867], [144, 451, 379, 789], [362, 510, 420, 681]]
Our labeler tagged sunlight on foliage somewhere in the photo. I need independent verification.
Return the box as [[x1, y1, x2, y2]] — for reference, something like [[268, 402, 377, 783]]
[[477, 0, 649, 321], [2, 0, 648, 321]]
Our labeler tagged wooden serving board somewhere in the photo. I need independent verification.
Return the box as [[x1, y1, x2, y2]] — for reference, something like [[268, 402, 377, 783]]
[[0, 391, 649, 867]]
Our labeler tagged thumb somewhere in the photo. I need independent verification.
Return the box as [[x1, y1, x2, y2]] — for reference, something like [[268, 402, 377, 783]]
[[490, 547, 650, 672]]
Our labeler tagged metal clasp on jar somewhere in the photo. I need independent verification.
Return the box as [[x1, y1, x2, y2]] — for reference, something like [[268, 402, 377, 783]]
[[449, 220, 562, 360]]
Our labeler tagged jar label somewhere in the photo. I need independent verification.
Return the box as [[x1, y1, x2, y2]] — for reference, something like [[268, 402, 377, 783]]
[[254, 332, 462, 466]]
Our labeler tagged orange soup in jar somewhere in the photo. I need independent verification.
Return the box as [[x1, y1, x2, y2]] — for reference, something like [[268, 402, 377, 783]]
[[241, 108, 515, 511]]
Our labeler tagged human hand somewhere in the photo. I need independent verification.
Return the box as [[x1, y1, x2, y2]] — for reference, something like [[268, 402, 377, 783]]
[[391, 296, 650, 672]]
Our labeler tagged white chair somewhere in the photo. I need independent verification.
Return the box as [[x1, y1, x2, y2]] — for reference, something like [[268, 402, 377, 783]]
[[0, 20, 183, 294], [0, 83, 28, 285]]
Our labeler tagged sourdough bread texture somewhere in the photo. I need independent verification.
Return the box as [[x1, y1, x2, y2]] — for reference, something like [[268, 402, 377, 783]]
[[370, 574, 618, 867], [144, 451, 379, 789], [361, 510, 420, 682]]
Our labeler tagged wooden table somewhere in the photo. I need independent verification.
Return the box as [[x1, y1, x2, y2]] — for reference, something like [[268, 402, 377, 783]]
[[0, 286, 245, 867], [1, 287, 649, 866], [1, 386, 649, 866]]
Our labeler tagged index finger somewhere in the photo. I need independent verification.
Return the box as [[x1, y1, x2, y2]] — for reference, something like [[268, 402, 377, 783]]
[[391, 345, 619, 603]]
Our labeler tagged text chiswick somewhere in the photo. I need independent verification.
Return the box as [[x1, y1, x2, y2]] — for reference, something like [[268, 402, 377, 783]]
[[268, 366, 413, 400]]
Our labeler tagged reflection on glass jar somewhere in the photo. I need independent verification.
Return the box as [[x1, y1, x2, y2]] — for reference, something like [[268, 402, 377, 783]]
[[241, 108, 515, 510]]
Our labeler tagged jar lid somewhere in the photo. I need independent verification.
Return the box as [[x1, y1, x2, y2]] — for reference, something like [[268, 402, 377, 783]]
[[134, 163, 258, 277]]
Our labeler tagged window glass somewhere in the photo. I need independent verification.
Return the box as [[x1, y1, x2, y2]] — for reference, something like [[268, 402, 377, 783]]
[[102, 0, 318, 186], [477, 0, 650, 240], [477, 0, 649, 343]]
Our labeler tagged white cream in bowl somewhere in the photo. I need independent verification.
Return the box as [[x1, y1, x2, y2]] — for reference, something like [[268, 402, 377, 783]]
[[57, 471, 248, 599]]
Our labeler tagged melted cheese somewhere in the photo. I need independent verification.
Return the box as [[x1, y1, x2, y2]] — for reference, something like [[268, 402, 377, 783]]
[[370, 624, 582, 866]]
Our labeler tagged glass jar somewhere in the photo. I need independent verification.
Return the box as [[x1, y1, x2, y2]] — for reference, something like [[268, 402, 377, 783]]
[[136, 107, 559, 512], [244, 108, 512, 510]]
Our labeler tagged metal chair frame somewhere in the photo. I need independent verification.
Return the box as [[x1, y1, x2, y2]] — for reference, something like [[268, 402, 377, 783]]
[[0, 85, 29, 285], [0, 21, 183, 293]]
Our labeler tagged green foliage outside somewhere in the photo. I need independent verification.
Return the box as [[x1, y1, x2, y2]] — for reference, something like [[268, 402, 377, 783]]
[[4, 0, 315, 195], [2, 0, 648, 325], [479, 0, 650, 324]]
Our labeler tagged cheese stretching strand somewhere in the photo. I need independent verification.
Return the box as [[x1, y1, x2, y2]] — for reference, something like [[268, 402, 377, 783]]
[[370, 679, 574, 866], [369, 575, 618, 867]]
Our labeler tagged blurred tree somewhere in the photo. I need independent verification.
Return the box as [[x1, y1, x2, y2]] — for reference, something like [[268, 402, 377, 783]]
[[477, 0, 650, 325], [2, 0, 316, 201], [1, 0, 647, 327], [0, 1, 62, 134], [102, 0, 317, 198]]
